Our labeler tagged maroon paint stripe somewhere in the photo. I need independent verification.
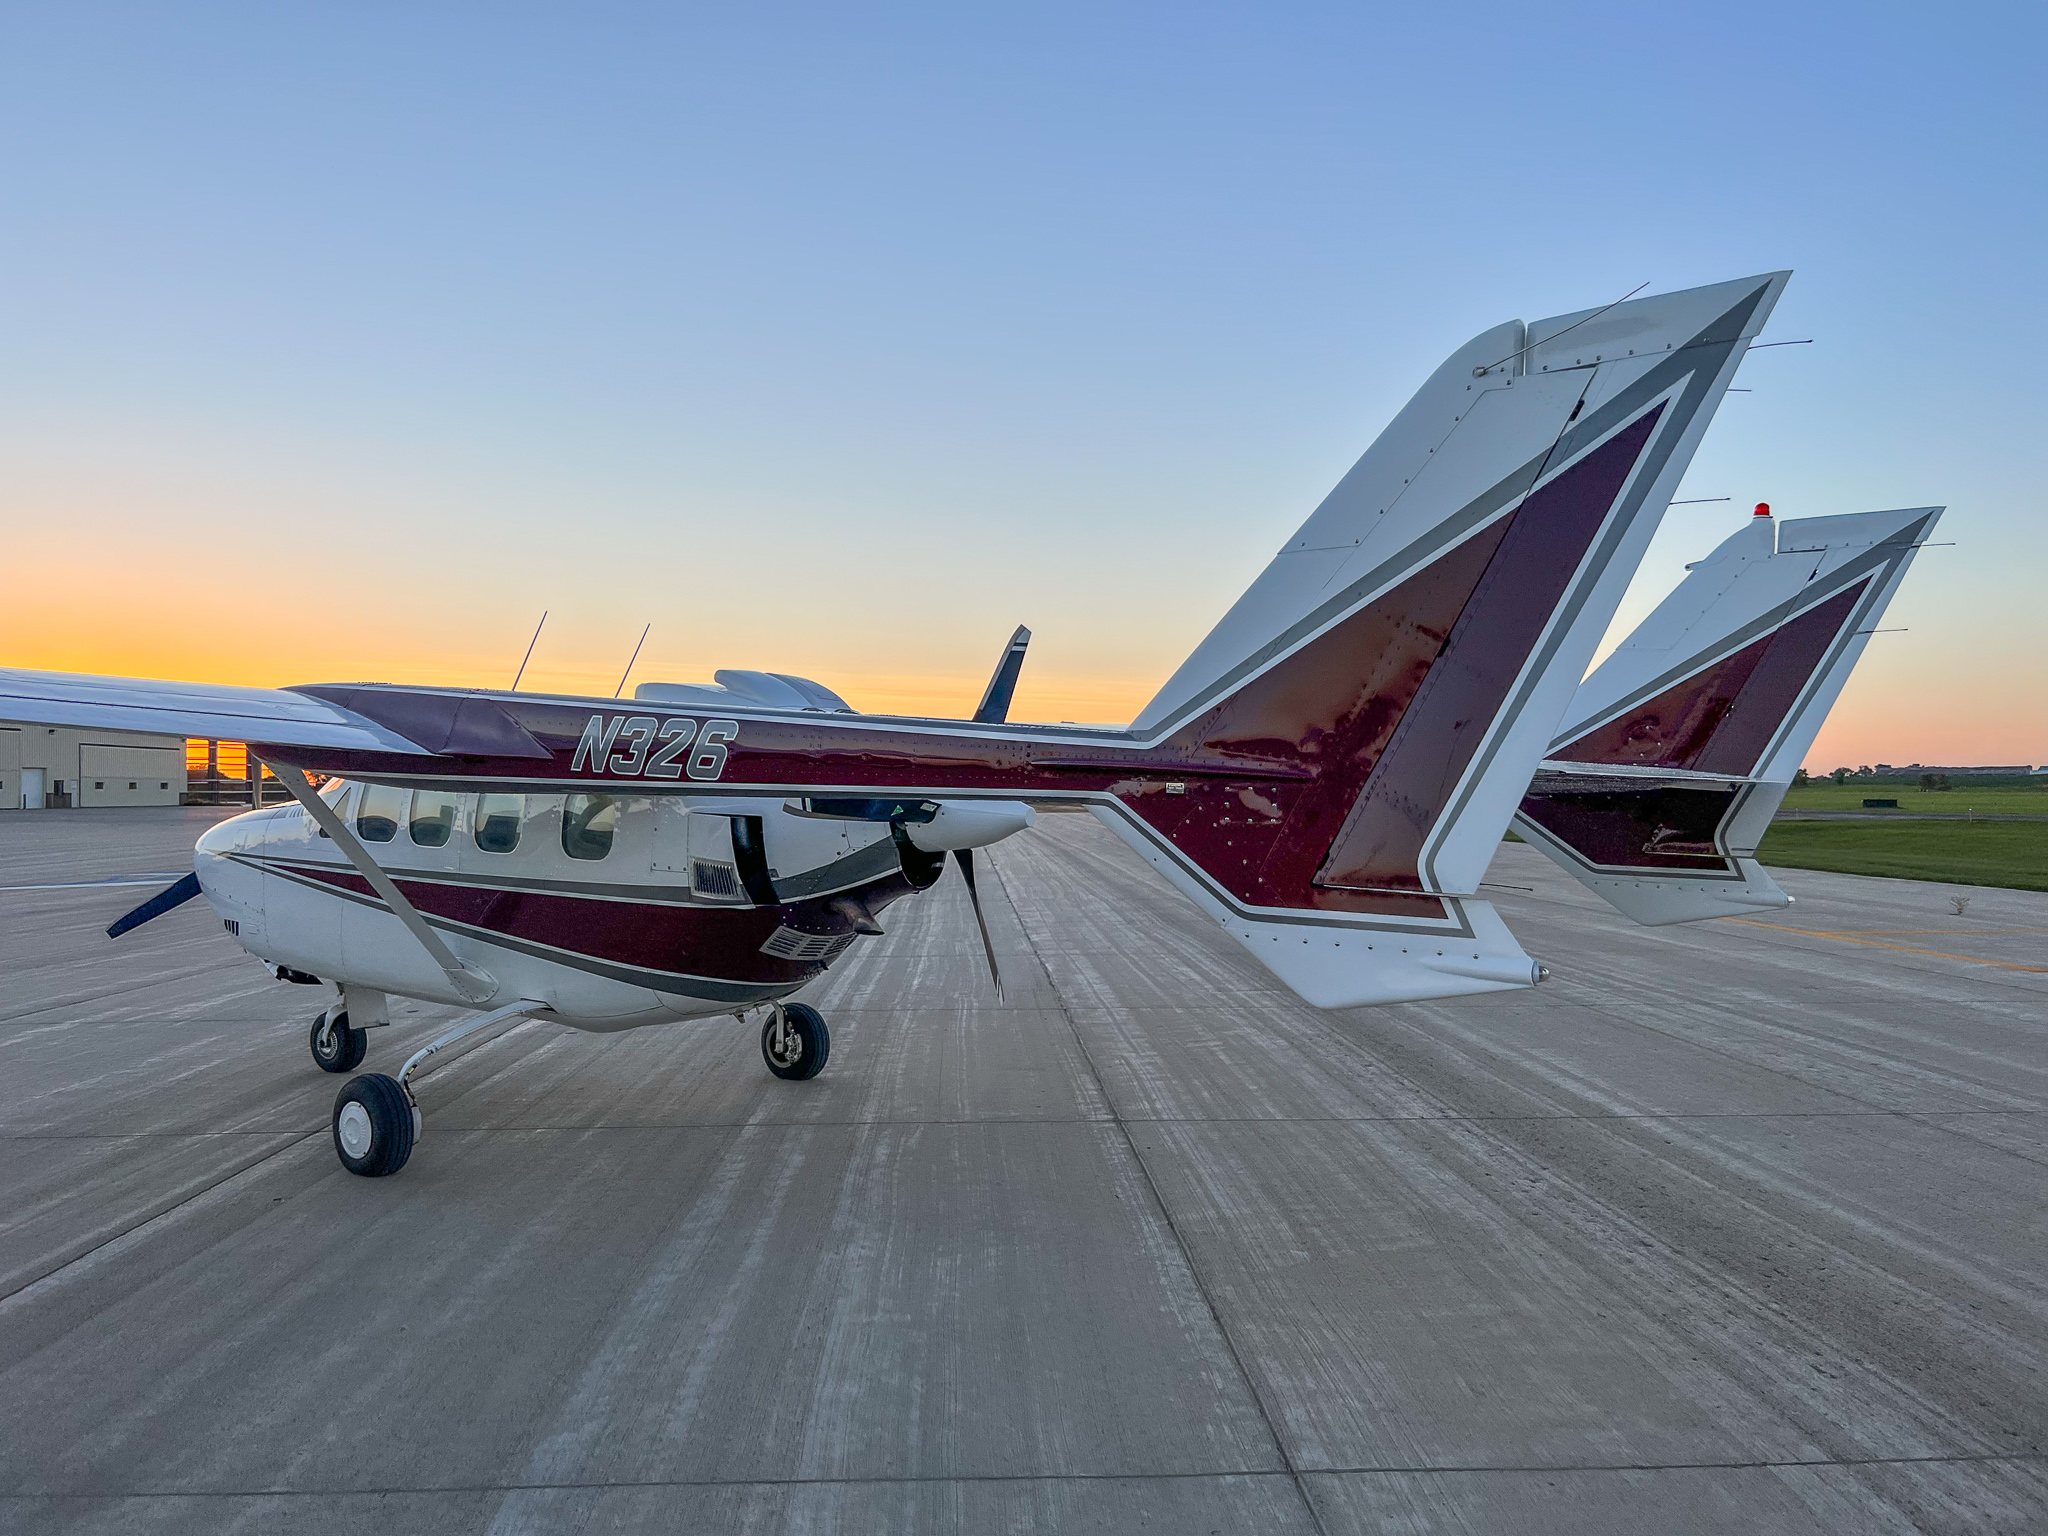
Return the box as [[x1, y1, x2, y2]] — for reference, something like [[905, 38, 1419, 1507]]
[[1558, 581, 1866, 774], [1316, 404, 1667, 892], [282, 866, 834, 984], [1693, 583, 1866, 774], [1518, 782, 1738, 872], [1115, 515, 1512, 919], [295, 686, 554, 759], [1033, 755, 1312, 780]]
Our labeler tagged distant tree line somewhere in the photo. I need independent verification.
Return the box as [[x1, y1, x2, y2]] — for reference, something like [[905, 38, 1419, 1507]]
[[1798, 767, 2043, 791]]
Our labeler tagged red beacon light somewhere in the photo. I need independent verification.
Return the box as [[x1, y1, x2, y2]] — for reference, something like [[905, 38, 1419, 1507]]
[[1753, 502, 1772, 517]]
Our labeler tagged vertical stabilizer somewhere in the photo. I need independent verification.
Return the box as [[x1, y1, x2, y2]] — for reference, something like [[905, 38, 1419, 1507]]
[[1515, 504, 1942, 923], [1093, 274, 1790, 1005], [973, 626, 1032, 724]]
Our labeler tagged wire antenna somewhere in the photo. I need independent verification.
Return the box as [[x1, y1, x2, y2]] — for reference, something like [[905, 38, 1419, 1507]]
[[615, 623, 652, 699], [511, 611, 548, 691]]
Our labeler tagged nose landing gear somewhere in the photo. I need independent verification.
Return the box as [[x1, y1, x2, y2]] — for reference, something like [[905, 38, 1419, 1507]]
[[310, 1010, 367, 1074], [761, 1001, 830, 1081]]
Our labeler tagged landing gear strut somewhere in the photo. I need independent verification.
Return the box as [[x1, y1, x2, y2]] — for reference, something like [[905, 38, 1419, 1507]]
[[330, 1000, 545, 1177], [310, 1010, 367, 1073], [761, 1001, 830, 1081]]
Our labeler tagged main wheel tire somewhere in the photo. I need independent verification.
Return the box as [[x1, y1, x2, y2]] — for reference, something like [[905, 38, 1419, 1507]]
[[332, 1073, 416, 1176], [761, 1003, 830, 1081], [310, 1011, 368, 1074]]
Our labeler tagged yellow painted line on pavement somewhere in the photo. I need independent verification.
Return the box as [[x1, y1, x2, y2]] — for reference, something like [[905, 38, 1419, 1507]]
[[1824, 928, 2048, 937], [1725, 919, 2048, 973]]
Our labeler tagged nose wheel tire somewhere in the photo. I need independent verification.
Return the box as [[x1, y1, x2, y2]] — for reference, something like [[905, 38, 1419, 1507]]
[[311, 1011, 367, 1074], [332, 1074, 416, 1176], [761, 1003, 830, 1081]]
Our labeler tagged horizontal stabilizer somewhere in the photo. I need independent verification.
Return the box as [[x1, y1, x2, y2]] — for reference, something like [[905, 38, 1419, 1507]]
[[1094, 807, 1544, 1007]]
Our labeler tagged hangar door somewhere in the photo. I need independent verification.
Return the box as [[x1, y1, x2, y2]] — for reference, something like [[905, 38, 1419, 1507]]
[[80, 745, 186, 807]]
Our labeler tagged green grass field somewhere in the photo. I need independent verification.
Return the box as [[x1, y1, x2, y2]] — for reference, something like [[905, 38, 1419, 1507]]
[[1778, 783, 2048, 816], [1758, 819, 2048, 891]]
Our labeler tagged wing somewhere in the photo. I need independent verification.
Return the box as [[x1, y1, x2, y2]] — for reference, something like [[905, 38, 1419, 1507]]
[[0, 668, 435, 755]]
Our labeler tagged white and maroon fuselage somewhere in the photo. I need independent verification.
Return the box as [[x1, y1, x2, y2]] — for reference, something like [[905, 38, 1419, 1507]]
[[192, 690, 1344, 1030]]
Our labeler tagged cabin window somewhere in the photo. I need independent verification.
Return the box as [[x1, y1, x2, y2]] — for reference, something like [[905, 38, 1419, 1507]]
[[317, 783, 353, 837], [356, 784, 404, 843], [561, 794, 618, 861], [474, 793, 525, 854], [409, 791, 459, 848]]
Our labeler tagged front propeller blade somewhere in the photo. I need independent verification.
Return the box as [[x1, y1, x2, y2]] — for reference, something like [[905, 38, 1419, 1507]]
[[951, 848, 1004, 1001], [106, 871, 204, 939]]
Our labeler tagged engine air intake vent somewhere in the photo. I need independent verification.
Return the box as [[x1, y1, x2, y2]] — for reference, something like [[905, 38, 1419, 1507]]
[[691, 860, 742, 899]]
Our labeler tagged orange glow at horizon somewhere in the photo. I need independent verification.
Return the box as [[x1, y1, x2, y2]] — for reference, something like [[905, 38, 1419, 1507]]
[[9, 546, 2038, 771], [7, 582, 1167, 733], [7, 404, 2039, 774], [12, 614, 2039, 773], [82, 649, 2048, 779]]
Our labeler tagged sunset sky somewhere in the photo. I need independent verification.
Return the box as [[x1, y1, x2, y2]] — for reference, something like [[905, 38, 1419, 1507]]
[[2, 4, 2041, 770]]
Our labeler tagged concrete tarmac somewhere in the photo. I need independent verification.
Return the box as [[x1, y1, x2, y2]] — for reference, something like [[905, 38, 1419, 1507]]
[[0, 806, 2041, 1534]]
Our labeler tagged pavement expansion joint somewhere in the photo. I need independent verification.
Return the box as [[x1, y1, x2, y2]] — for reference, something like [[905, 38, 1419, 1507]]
[[98, 1106, 2025, 1137], [1541, 991, 2044, 1129], [10, 1450, 2040, 1503], [0, 1132, 328, 1311], [987, 850, 1337, 1536]]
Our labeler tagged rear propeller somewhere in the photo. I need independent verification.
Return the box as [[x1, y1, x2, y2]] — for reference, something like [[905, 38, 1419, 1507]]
[[955, 620, 1022, 1000], [951, 848, 1004, 1001]]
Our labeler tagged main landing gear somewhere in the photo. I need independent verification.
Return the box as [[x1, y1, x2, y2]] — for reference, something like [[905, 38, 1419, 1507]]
[[333, 1073, 415, 1177], [330, 1000, 541, 1177], [761, 1001, 830, 1081], [326, 998, 829, 1176], [310, 1009, 367, 1073]]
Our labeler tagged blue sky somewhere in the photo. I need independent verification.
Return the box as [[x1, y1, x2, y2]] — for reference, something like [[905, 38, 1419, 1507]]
[[2, 2, 2041, 762]]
